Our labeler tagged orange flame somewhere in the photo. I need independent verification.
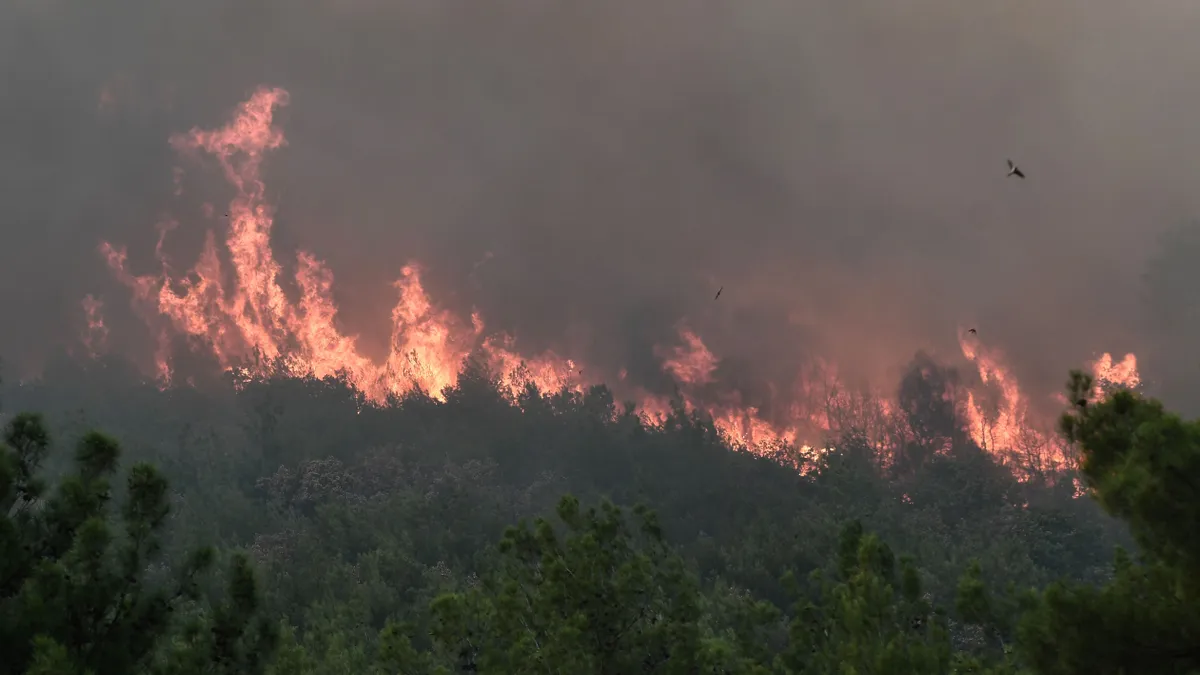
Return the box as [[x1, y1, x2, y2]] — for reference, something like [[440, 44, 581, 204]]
[[957, 330, 1047, 461], [101, 87, 582, 402], [957, 329, 1141, 479], [1090, 352, 1140, 395], [656, 327, 718, 386]]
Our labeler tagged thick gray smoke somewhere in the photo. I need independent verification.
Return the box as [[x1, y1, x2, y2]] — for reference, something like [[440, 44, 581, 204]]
[[2, 0, 1199, 408]]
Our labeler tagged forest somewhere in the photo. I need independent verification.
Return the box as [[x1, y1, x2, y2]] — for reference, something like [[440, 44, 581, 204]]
[[0, 350, 1196, 674]]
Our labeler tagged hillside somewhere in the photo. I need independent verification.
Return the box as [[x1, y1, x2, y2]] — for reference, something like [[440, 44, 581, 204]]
[[2, 352, 1161, 673]]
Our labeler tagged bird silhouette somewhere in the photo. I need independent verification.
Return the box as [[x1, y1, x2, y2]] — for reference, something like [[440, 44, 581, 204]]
[[968, 328, 977, 335], [714, 287, 723, 300], [1006, 159, 1025, 179]]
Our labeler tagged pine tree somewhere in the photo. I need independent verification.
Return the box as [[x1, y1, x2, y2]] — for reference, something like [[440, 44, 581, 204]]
[[0, 412, 277, 675], [1016, 372, 1200, 674]]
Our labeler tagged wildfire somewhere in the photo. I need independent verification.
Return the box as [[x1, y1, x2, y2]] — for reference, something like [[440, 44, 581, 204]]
[[98, 88, 572, 401], [956, 330, 1052, 470], [95, 86, 1141, 482], [956, 329, 1139, 478], [657, 327, 719, 386], [1090, 352, 1140, 393]]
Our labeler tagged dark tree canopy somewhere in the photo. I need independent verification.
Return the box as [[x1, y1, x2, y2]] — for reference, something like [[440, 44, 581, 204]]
[[0, 413, 276, 675], [3, 352, 1196, 673], [1015, 372, 1200, 675]]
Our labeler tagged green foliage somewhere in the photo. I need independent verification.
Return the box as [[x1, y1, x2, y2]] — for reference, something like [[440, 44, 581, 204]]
[[1013, 372, 1200, 674], [780, 521, 953, 674], [0, 413, 276, 675], [423, 494, 758, 673], [4, 353, 1173, 673]]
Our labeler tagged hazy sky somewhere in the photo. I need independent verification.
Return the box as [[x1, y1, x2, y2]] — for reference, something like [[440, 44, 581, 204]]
[[3, 0, 1199, 408]]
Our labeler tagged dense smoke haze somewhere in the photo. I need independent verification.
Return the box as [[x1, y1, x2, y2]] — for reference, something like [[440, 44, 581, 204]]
[[3, 0, 1199, 413]]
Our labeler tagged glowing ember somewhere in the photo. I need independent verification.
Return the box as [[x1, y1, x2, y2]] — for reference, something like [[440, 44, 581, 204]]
[[81, 295, 108, 358]]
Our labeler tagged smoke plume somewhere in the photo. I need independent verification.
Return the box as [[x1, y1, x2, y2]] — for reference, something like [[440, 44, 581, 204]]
[[2, 0, 1196, 416]]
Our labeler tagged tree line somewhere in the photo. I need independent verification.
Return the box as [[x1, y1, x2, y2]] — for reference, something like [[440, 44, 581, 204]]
[[1, 354, 1194, 673]]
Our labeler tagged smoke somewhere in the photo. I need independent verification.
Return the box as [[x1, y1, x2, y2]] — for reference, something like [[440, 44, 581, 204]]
[[2, 0, 1197, 406]]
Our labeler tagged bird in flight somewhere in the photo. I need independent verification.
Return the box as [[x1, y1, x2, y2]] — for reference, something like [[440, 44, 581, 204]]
[[1006, 159, 1025, 179], [714, 287, 723, 301], [968, 328, 977, 335]]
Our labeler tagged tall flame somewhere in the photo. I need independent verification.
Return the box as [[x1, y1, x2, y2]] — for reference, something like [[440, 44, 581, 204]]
[[956, 329, 1140, 478], [97, 86, 1141, 482], [100, 88, 574, 401]]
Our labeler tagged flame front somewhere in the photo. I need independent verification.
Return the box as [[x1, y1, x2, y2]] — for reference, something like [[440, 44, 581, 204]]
[[97, 87, 1141, 482]]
